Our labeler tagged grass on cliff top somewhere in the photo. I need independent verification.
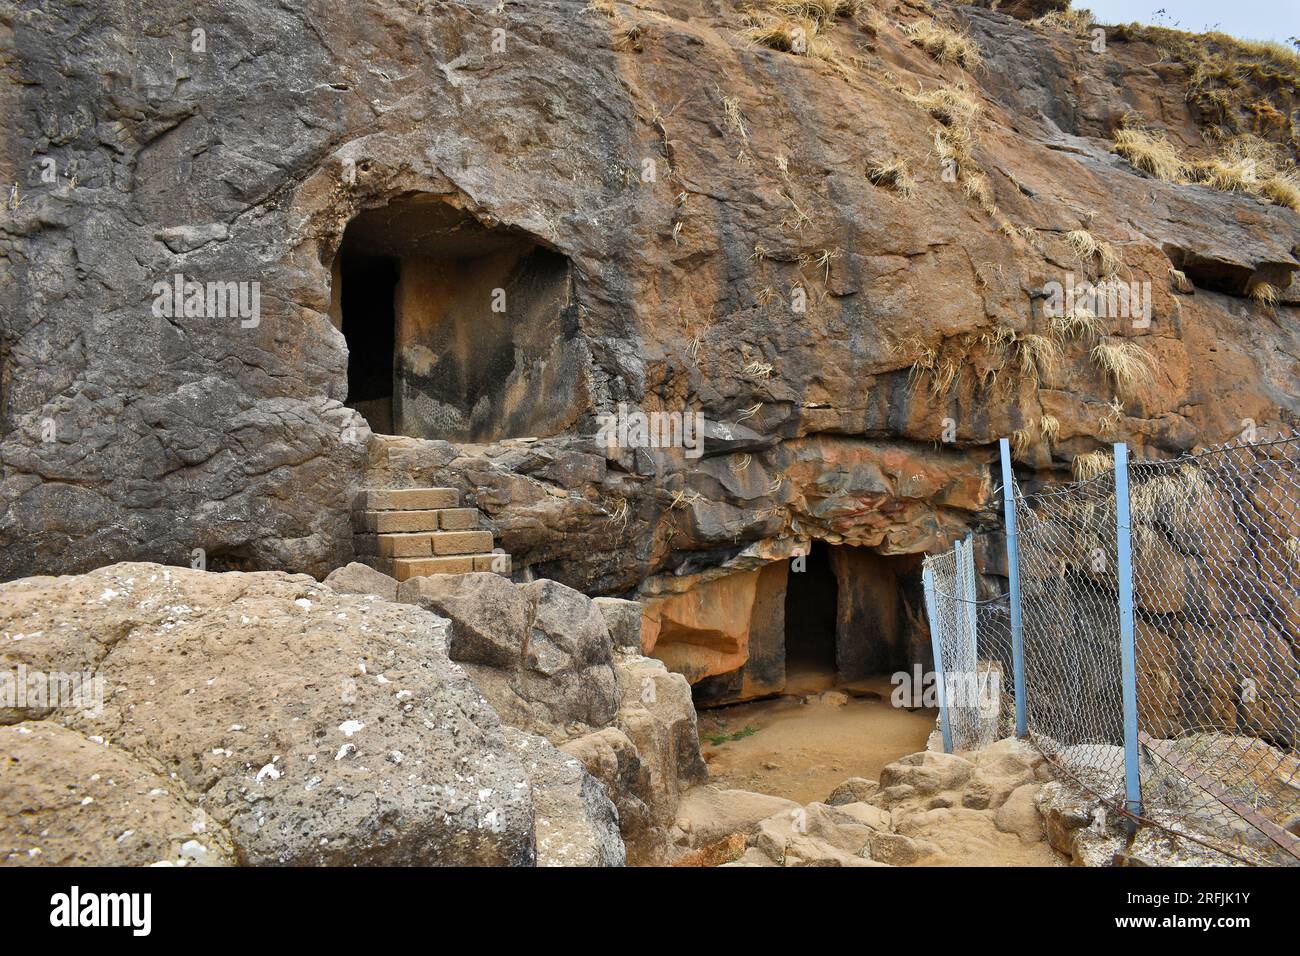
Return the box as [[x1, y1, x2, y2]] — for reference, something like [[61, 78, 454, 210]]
[[1109, 22, 1300, 155]]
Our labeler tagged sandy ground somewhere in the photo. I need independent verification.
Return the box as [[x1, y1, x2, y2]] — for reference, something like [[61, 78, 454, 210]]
[[696, 672, 1065, 866], [697, 674, 935, 805]]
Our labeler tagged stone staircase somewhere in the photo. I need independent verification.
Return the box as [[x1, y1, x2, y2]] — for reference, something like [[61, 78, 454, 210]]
[[352, 487, 511, 581]]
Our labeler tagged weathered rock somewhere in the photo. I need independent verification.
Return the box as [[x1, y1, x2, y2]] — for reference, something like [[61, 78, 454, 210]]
[[879, 750, 976, 795], [673, 786, 801, 850], [323, 561, 399, 601], [592, 597, 644, 653], [559, 727, 656, 864], [753, 802, 882, 867], [994, 783, 1046, 843], [826, 777, 880, 806], [509, 727, 623, 868], [0, 721, 235, 866], [0, 563, 621, 866], [2, 0, 1297, 598], [397, 572, 620, 738]]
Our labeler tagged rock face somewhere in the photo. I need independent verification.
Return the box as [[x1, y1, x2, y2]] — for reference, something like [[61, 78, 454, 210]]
[[0, 563, 628, 866], [3, 1, 1295, 602], [385, 568, 704, 863]]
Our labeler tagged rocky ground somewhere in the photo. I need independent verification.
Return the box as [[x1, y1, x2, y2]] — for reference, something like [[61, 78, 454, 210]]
[[1, 559, 1245, 867]]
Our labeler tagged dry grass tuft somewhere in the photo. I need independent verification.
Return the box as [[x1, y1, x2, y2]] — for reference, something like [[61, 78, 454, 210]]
[[1168, 267, 1194, 293], [1113, 126, 1188, 181], [866, 158, 917, 198], [1050, 302, 1108, 341], [1091, 339, 1156, 393], [1031, 8, 1094, 34], [1064, 229, 1120, 274], [908, 84, 981, 163], [1011, 426, 1034, 462], [903, 19, 982, 69], [1039, 413, 1061, 444], [1249, 281, 1279, 311], [1017, 333, 1060, 382], [1073, 450, 1114, 482]]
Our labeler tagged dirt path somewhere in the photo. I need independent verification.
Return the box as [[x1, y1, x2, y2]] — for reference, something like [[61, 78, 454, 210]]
[[697, 675, 936, 805]]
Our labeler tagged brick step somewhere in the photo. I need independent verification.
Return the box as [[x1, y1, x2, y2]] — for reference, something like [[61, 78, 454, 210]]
[[355, 527, 494, 558], [360, 553, 512, 581], [353, 487, 459, 511], [352, 509, 488, 536]]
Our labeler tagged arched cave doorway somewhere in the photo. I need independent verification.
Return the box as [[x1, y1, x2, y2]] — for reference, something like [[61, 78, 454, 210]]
[[783, 540, 840, 690], [330, 194, 588, 442]]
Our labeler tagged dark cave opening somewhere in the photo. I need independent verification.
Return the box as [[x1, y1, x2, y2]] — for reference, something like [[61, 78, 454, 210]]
[[339, 252, 399, 434], [783, 540, 840, 681], [330, 194, 588, 442]]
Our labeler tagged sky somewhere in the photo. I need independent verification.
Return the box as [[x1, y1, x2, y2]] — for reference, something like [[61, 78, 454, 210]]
[[1080, 0, 1300, 45]]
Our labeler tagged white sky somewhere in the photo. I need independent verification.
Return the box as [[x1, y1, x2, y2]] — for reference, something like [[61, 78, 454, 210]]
[[1081, 0, 1300, 45]]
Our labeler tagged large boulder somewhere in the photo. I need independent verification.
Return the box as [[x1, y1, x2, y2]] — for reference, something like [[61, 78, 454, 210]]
[[397, 573, 620, 738], [0, 562, 621, 866]]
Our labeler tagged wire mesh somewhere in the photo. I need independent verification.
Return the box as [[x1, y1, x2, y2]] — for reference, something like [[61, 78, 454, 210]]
[[923, 433, 1300, 865], [1127, 436, 1300, 866], [1014, 469, 1128, 803], [923, 545, 1017, 751]]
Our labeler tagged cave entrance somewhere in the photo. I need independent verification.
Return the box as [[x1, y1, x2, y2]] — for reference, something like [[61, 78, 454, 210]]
[[330, 194, 588, 441], [783, 540, 840, 692]]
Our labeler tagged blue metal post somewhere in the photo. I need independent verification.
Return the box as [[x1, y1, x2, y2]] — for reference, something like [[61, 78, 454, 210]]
[[921, 566, 954, 754], [999, 438, 1028, 738], [1113, 442, 1142, 820]]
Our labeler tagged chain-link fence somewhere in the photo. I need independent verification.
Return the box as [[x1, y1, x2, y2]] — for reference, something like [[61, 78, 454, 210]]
[[923, 433, 1300, 866]]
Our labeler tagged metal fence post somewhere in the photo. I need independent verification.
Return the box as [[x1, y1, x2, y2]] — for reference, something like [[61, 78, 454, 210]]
[[1113, 442, 1143, 821], [921, 565, 954, 754], [999, 438, 1028, 738]]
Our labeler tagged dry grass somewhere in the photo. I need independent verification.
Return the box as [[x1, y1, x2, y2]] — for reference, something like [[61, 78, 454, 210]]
[[1091, 339, 1156, 393], [1065, 229, 1120, 274], [1039, 413, 1061, 444], [1011, 426, 1034, 462], [1016, 333, 1060, 382], [1249, 281, 1279, 311], [1169, 267, 1194, 293], [744, 360, 775, 379], [1073, 450, 1114, 481], [1114, 120, 1300, 213], [1114, 126, 1188, 181], [866, 158, 917, 198], [1031, 8, 1094, 34], [908, 84, 981, 162], [903, 19, 982, 69], [585, 0, 617, 15], [1050, 302, 1108, 341]]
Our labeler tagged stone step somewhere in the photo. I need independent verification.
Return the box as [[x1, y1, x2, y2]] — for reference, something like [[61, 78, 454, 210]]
[[354, 487, 459, 511], [353, 505, 478, 537], [360, 553, 512, 581]]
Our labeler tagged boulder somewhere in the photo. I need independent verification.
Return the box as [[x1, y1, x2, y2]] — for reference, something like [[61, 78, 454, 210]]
[[879, 750, 976, 795], [0, 721, 234, 866], [323, 561, 399, 602], [826, 777, 880, 806], [560, 727, 656, 864], [0, 563, 621, 866], [994, 783, 1045, 843], [673, 786, 801, 849], [592, 597, 645, 653], [397, 572, 620, 738]]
